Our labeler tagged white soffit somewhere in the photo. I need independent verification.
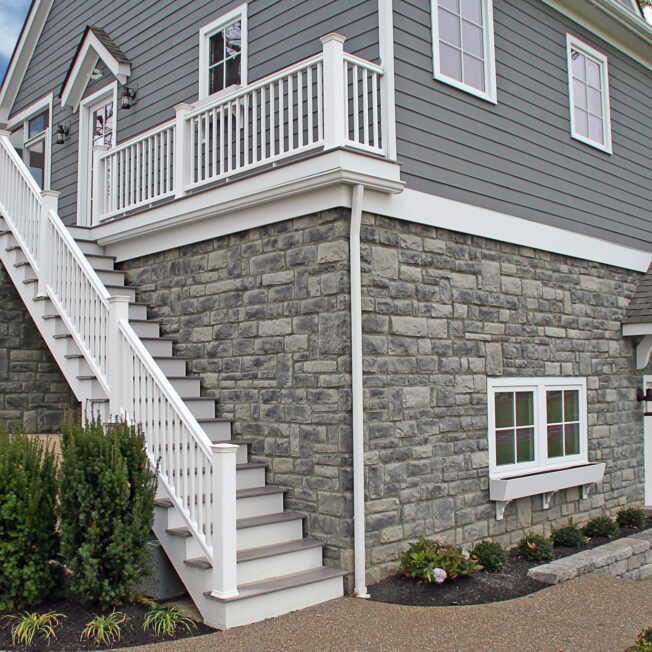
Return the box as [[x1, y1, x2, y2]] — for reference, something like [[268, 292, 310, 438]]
[[0, 0, 54, 124]]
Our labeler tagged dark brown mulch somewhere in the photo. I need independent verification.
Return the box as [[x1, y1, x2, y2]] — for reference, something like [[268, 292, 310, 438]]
[[0, 599, 214, 651], [369, 518, 652, 608]]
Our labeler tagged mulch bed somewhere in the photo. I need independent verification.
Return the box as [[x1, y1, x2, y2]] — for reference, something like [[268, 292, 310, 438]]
[[369, 517, 652, 607], [0, 600, 214, 651]]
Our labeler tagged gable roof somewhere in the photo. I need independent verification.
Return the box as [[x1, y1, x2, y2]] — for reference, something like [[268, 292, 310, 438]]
[[623, 264, 652, 325], [59, 26, 131, 111], [0, 0, 54, 124]]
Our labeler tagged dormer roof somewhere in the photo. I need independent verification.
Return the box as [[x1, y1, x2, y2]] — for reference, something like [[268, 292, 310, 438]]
[[59, 26, 131, 111]]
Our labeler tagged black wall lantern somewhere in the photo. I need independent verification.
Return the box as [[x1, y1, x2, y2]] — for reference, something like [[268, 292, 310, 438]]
[[636, 387, 652, 416], [55, 123, 69, 145], [121, 86, 137, 110]]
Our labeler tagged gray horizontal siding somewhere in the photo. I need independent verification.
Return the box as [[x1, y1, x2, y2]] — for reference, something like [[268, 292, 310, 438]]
[[394, 0, 652, 251], [11, 0, 378, 224]]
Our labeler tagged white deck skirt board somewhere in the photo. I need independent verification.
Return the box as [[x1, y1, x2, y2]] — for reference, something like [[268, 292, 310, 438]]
[[364, 189, 652, 273], [623, 323, 652, 336]]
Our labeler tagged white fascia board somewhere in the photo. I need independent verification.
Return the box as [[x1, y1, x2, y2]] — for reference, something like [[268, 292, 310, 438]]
[[61, 32, 131, 111], [540, 0, 652, 71], [622, 323, 652, 336], [91, 150, 402, 261], [0, 0, 54, 124], [363, 188, 652, 272]]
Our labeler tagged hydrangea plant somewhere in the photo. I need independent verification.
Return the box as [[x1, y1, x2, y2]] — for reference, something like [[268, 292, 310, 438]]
[[400, 536, 481, 583]]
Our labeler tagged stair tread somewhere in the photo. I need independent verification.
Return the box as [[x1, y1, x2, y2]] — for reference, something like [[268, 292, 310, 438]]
[[237, 486, 286, 499], [185, 557, 211, 569], [211, 439, 250, 445], [237, 537, 323, 563], [154, 498, 173, 508], [236, 462, 267, 470], [166, 527, 191, 538], [206, 566, 346, 603], [198, 417, 235, 423], [237, 511, 304, 529]]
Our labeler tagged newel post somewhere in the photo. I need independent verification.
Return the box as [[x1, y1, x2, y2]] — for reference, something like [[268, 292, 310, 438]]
[[210, 443, 239, 600], [320, 33, 347, 150], [174, 103, 193, 199], [91, 145, 108, 224], [37, 190, 59, 297], [108, 296, 130, 417]]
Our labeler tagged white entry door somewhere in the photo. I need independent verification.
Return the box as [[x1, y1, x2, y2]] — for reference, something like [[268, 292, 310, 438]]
[[644, 376, 652, 506]]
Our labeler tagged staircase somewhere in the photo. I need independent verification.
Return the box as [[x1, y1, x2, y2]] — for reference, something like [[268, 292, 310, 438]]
[[0, 131, 344, 629]]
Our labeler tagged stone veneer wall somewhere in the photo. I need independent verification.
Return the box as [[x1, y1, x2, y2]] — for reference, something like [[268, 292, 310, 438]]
[[0, 262, 78, 432], [359, 214, 645, 584], [118, 209, 356, 575]]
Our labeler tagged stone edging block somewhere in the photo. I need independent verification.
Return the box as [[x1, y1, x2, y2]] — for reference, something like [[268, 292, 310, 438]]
[[527, 530, 652, 585]]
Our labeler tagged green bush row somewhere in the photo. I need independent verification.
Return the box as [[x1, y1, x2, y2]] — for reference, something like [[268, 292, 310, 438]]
[[0, 420, 156, 610]]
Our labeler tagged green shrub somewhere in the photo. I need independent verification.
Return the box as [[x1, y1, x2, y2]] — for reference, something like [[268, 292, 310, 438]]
[[616, 507, 646, 529], [468, 540, 509, 572], [400, 536, 481, 583], [551, 519, 588, 548], [628, 626, 652, 652], [0, 432, 60, 610], [582, 515, 619, 538], [58, 419, 157, 608], [516, 533, 554, 562]]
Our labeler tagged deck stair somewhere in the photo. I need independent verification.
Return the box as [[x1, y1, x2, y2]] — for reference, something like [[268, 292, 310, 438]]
[[0, 131, 344, 629]]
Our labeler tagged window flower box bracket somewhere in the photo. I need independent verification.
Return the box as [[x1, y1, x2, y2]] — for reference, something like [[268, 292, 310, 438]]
[[489, 462, 606, 521]]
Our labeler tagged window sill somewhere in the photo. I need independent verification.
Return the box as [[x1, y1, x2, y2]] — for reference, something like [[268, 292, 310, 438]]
[[489, 462, 606, 520]]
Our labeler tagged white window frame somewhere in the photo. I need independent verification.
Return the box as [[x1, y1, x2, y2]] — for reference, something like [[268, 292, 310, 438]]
[[566, 34, 612, 154], [198, 4, 248, 101], [8, 93, 53, 190], [487, 377, 588, 479], [77, 82, 118, 226], [430, 0, 497, 104]]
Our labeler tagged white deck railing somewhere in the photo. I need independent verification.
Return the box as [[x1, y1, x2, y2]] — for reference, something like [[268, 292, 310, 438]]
[[93, 34, 386, 223], [0, 131, 239, 599]]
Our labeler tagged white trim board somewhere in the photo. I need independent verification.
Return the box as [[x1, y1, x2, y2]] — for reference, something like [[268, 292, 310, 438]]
[[622, 323, 652, 337], [0, 0, 54, 124], [363, 188, 652, 272]]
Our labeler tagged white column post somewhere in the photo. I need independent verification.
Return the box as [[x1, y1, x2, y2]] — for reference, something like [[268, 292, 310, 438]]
[[320, 33, 347, 150], [108, 296, 130, 418], [174, 103, 193, 199], [37, 190, 59, 297], [210, 443, 239, 600], [378, 0, 397, 160], [91, 145, 108, 225]]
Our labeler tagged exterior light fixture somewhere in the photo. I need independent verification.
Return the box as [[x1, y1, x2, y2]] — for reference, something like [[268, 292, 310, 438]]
[[121, 86, 137, 110], [55, 123, 69, 145], [636, 387, 652, 416]]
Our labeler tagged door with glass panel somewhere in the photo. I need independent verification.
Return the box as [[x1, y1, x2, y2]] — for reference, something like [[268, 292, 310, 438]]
[[10, 109, 49, 189]]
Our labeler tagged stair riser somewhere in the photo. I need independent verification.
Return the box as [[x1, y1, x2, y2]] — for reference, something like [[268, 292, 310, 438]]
[[142, 338, 173, 357], [44, 301, 147, 321], [213, 576, 344, 630], [237, 519, 303, 551], [77, 378, 108, 400], [154, 358, 187, 376], [186, 400, 216, 419], [236, 492, 284, 519], [201, 421, 232, 440], [75, 241, 104, 255], [168, 377, 201, 396], [95, 270, 126, 286], [236, 467, 266, 490], [129, 320, 160, 338], [86, 255, 116, 271], [237, 546, 323, 585]]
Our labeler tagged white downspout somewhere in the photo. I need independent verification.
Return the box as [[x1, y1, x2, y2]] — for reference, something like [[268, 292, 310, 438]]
[[350, 183, 369, 598]]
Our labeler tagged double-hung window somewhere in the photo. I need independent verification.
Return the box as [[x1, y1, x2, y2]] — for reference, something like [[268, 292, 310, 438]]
[[8, 95, 52, 189], [431, 0, 497, 103], [566, 35, 612, 154], [488, 378, 588, 478], [199, 4, 247, 100]]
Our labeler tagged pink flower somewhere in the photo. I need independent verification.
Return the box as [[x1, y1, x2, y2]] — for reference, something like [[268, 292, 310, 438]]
[[432, 537, 447, 547], [433, 567, 447, 584], [462, 550, 470, 560]]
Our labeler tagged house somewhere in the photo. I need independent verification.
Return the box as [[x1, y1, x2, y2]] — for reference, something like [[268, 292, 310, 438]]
[[0, 0, 650, 629]]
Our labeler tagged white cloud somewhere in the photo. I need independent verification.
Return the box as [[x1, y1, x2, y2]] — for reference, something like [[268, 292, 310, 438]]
[[0, 0, 31, 60]]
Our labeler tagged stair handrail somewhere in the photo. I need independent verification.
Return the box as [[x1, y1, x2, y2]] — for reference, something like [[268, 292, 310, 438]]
[[0, 131, 236, 596]]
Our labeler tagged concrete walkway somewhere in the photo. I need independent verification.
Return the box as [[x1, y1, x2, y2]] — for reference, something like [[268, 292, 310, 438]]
[[122, 574, 652, 652]]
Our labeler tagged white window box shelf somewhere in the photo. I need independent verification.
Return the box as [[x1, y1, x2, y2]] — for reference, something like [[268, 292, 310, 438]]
[[489, 462, 606, 520]]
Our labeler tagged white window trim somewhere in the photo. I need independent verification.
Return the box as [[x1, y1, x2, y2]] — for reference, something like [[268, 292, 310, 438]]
[[487, 376, 588, 479], [198, 4, 248, 102], [566, 34, 612, 155], [8, 93, 53, 190], [430, 0, 497, 104], [77, 82, 118, 226]]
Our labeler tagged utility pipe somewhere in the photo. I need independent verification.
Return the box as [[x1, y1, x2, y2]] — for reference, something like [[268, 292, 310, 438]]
[[350, 183, 369, 598]]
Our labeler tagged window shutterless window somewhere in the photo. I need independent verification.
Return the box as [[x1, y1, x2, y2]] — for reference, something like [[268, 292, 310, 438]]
[[8, 95, 52, 189], [566, 35, 612, 154], [199, 5, 248, 100], [487, 378, 588, 478], [431, 0, 497, 103]]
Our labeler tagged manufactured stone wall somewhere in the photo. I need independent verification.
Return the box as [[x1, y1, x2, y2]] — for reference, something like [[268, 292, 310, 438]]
[[360, 214, 644, 583], [118, 210, 356, 576], [0, 262, 78, 432]]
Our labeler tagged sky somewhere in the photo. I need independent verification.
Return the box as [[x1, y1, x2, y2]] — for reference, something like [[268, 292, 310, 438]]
[[0, 1, 650, 84]]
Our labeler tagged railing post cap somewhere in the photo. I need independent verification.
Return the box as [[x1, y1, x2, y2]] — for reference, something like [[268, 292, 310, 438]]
[[211, 443, 239, 453], [174, 102, 194, 113], [92, 143, 108, 152], [40, 189, 60, 199], [321, 33, 346, 45], [108, 295, 131, 304], [0, 128, 9, 137]]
